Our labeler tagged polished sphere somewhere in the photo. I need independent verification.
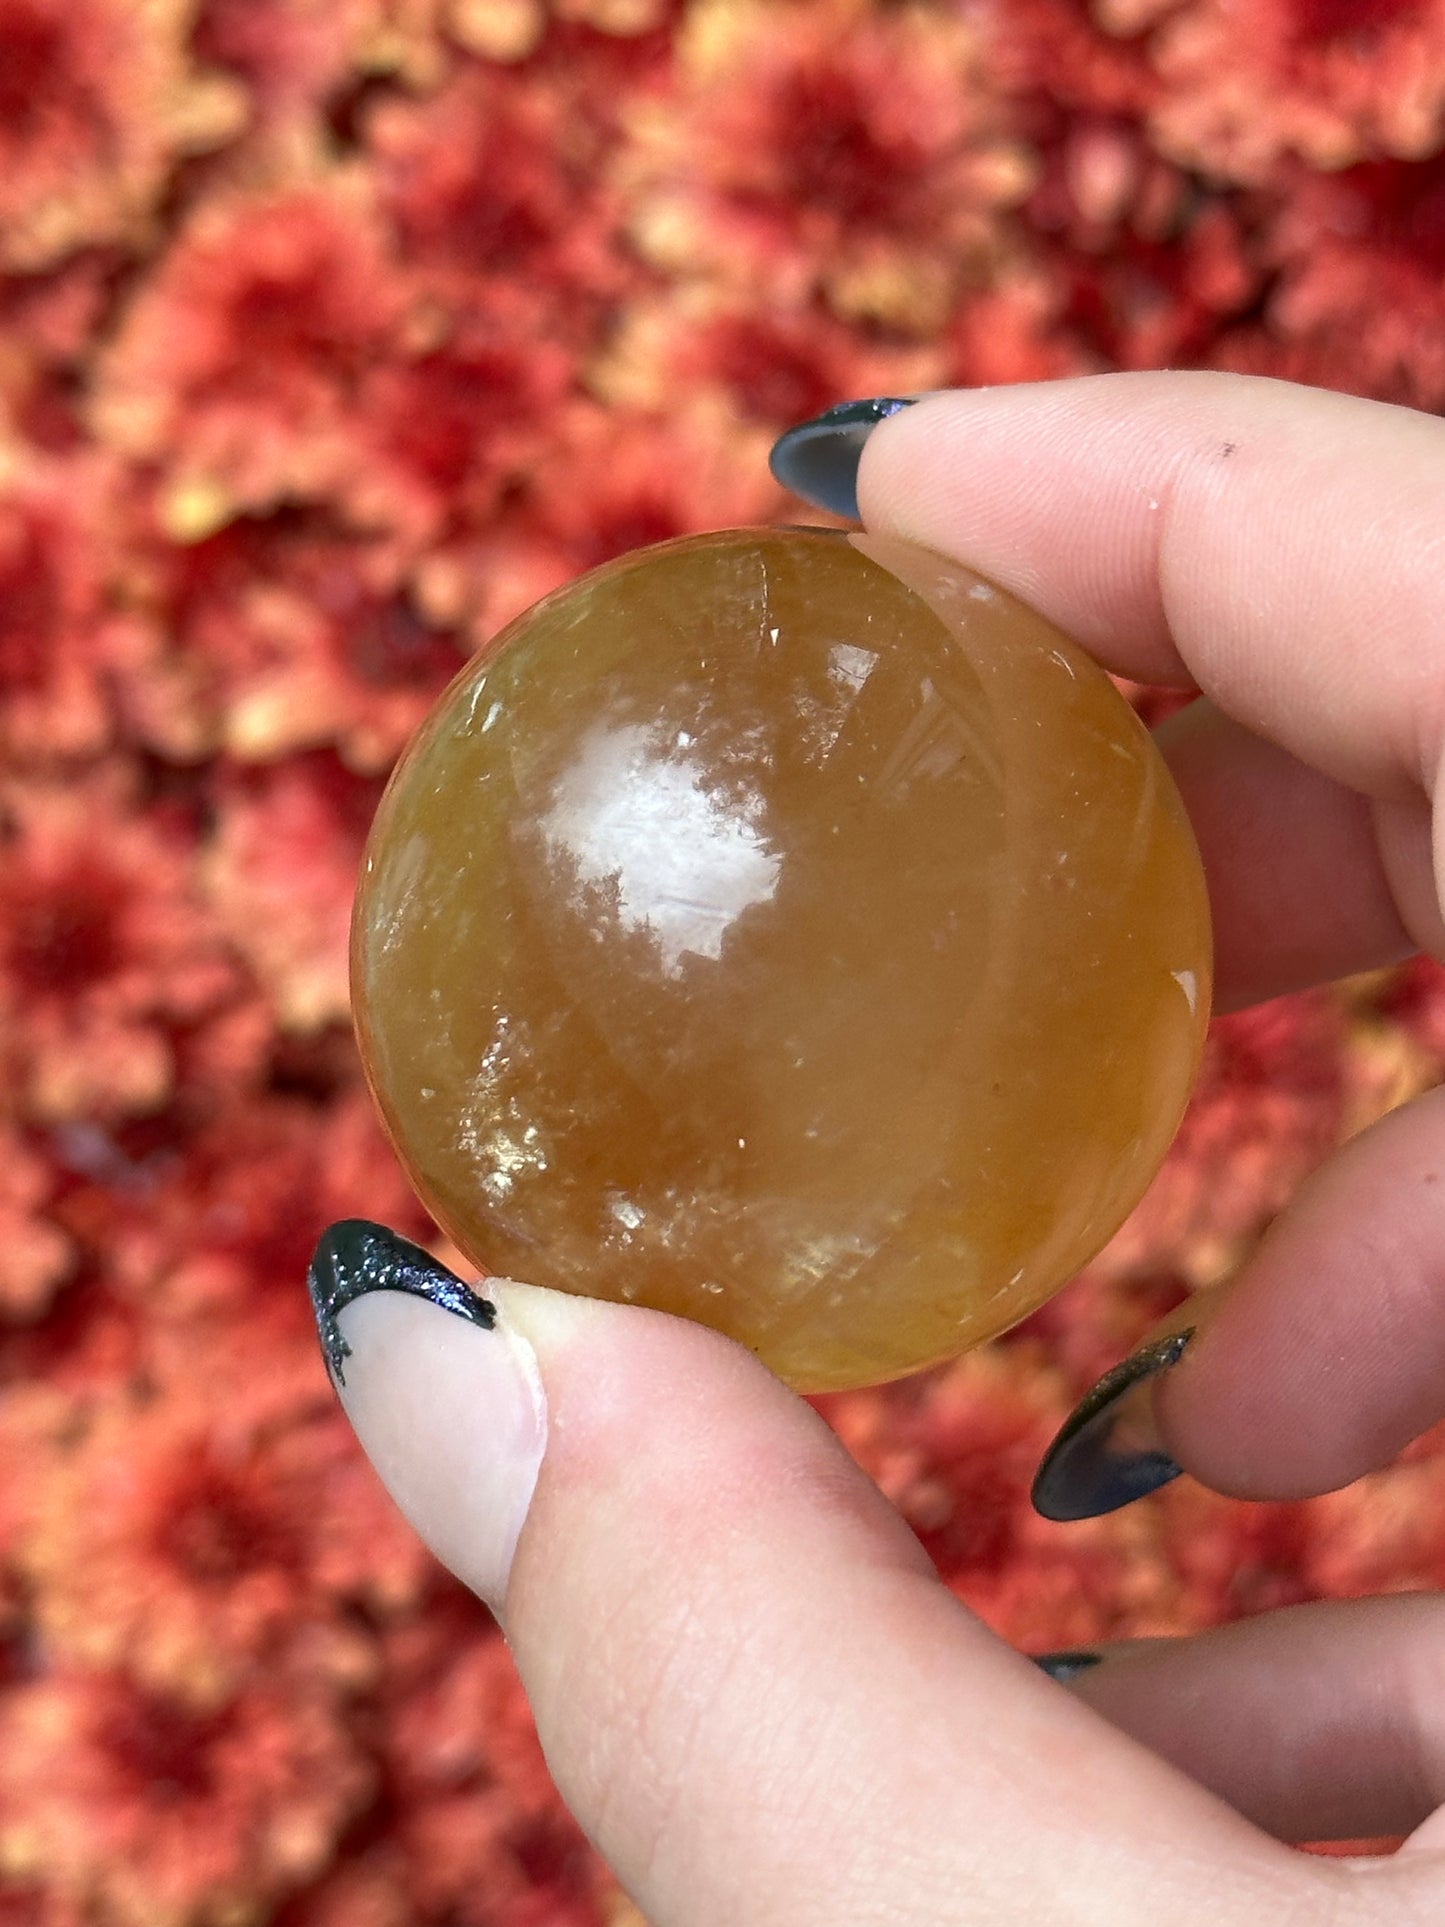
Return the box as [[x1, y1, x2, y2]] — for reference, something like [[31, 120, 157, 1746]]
[[353, 528, 1211, 1391]]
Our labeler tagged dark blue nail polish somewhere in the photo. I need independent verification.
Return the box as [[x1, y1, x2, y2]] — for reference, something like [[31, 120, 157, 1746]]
[[768, 397, 918, 519], [1033, 1650, 1103, 1683], [308, 1219, 495, 1387], [1031, 1329, 1194, 1522]]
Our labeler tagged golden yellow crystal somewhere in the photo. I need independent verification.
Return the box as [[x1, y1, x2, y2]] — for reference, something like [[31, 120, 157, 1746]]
[[353, 528, 1211, 1390]]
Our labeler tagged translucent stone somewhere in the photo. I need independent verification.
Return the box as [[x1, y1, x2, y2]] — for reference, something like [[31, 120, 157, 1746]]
[[353, 528, 1211, 1391]]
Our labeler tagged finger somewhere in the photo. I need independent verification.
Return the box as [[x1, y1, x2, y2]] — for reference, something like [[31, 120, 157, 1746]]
[[1151, 698, 1416, 1011], [312, 1224, 1320, 1927], [1155, 1084, 1445, 1499], [857, 371, 1445, 996], [1042, 1595, 1445, 1844], [1033, 1086, 1445, 1514], [859, 371, 1445, 798]]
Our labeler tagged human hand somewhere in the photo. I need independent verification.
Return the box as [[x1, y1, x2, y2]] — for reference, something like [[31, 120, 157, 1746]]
[[312, 373, 1445, 1924]]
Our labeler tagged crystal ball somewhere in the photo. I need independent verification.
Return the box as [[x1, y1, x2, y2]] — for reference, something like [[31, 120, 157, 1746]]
[[353, 527, 1211, 1391]]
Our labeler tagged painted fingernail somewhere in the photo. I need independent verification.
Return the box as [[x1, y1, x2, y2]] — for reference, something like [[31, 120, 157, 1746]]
[[308, 1217, 496, 1386], [768, 396, 918, 519], [1033, 1650, 1103, 1683], [1031, 1329, 1195, 1522], [308, 1220, 546, 1610]]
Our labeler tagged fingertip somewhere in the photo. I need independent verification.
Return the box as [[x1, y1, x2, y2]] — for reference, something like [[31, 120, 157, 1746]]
[[857, 372, 1445, 803], [328, 1264, 804, 1617], [855, 373, 1187, 677], [326, 1283, 548, 1611], [1149, 1092, 1445, 1501]]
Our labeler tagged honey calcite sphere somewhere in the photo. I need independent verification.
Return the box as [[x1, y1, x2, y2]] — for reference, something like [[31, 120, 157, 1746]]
[[353, 528, 1211, 1392]]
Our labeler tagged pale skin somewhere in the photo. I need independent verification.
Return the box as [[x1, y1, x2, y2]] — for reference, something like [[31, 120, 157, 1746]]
[[330, 374, 1445, 1923]]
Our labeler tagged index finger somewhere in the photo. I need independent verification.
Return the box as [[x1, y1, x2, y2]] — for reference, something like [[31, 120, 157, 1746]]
[[859, 372, 1445, 800], [857, 373, 1444, 1004]]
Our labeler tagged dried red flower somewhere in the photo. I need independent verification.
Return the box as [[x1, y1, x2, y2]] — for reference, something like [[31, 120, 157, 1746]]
[[593, 290, 941, 430], [0, 1664, 372, 1926], [1300, 1451, 1445, 1600], [1249, 156, 1445, 411], [20, 1372, 427, 1698], [861, 1352, 1060, 1579], [0, 252, 121, 449], [201, 754, 380, 1034], [0, 0, 244, 272], [0, 450, 156, 766], [353, 316, 577, 548], [619, 0, 1031, 334], [1020, 118, 1261, 369], [137, 1084, 430, 1361], [1204, 322, 1375, 396], [132, 510, 477, 771], [824, 1350, 1186, 1650], [1096, 991, 1348, 1286], [194, 0, 379, 132], [0, 1122, 72, 1321], [1160, 1482, 1325, 1623], [365, 63, 625, 329], [264, 1856, 412, 1927], [988, 0, 1161, 121], [0, 765, 242, 1124], [94, 180, 411, 534], [1146, 0, 1445, 183], [939, 271, 1089, 390]]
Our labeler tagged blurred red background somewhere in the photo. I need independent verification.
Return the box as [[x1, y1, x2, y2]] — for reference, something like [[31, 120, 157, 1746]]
[[5, 0, 1445, 1919]]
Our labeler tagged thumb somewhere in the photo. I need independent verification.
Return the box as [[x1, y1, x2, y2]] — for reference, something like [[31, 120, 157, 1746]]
[[309, 1220, 1327, 1927]]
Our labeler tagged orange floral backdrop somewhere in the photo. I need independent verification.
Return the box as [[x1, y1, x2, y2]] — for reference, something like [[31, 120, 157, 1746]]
[[5, 0, 1445, 1919]]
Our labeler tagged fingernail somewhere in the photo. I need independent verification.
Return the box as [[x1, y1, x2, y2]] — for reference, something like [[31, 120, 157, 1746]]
[[1033, 1650, 1103, 1683], [308, 1219, 546, 1609], [309, 1218, 497, 1386], [768, 397, 918, 519], [1031, 1329, 1195, 1522]]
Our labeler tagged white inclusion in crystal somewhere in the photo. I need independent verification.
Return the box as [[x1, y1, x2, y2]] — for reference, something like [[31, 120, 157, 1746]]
[[457, 1018, 552, 1203], [539, 720, 780, 973], [774, 1231, 874, 1299], [828, 641, 877, 695], [472, 1122, 548, 1202], [610, 1196, 645, 1232], [793, 641, 880, 766], [969, 582, 996, 601], [1171, 968, 1198, 1014], [480, 1015, 510, 1073]]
